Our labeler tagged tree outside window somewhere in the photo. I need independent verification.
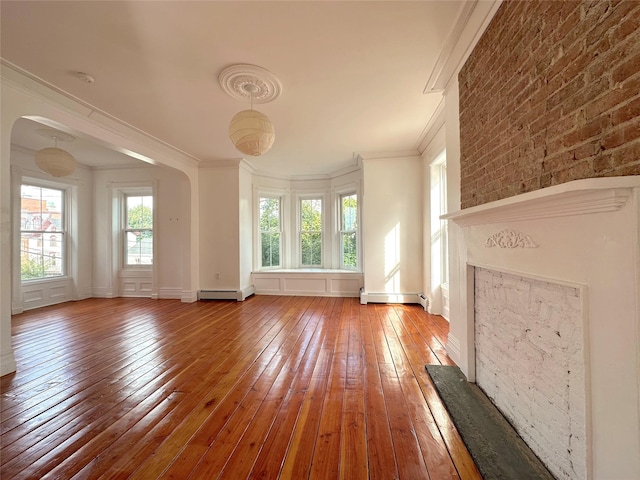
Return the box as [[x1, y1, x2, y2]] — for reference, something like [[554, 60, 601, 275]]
[[300, 198, 322, 267], [125, 195, 153, 265], [20, 185, 64, 280], [340, 193, 357, 269], [259, 196, 281, 268]]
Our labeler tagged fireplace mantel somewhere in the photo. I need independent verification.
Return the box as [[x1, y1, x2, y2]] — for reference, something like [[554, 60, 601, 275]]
[[442, 175, 640, 479], [443, 176, 640, 226]]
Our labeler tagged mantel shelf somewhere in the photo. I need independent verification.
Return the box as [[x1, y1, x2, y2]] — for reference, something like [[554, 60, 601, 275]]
[[442, 176, 640, 226]]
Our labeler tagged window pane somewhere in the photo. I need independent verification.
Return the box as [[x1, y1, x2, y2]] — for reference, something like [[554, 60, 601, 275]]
[[21, 233, 43, 280], [261, 232, 280, 267], [259, 197, 281, 267], [126, 196, 153, 229], [260, 197, 280, 232], [301, 199, 322, 231], [20, 185, 64, 281], [341, 194, 357, 230], [300, 198, 322, 267], [126, 231, 153, 265], [301, 232, 322, 266], [342, 232, 357, 268]]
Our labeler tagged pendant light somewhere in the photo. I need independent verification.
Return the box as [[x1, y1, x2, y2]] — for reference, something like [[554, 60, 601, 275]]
[[228, 84, 275, 156], [35, 131, 77, 177]]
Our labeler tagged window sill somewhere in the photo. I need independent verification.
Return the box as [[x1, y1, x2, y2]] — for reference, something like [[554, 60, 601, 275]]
[[21, 275, 71, 286]]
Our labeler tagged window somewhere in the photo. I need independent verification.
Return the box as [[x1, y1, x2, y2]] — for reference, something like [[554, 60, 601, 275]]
[[339, 193, 357, 269], [124, 195, 153, 265], [20, 185, 65, 281], [259, 196, 281, 268], [300, 198, 322, 267]]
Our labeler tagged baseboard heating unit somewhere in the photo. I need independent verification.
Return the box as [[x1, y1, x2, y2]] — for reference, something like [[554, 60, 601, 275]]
[[198, 286, 255, 302]]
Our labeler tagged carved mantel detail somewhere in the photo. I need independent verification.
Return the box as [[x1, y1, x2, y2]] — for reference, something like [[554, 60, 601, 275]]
[[484, 229, 538, 248]]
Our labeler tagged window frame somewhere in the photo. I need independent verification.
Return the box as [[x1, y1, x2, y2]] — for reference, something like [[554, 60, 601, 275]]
[[122, 190, 154, 268], [19, 183, 67, 282], [298, 195, 323, 268], [257, 193, 284, 269], [338, 191, 358, 270]]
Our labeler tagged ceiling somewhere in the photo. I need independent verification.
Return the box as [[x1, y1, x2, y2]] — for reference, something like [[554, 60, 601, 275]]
[[1, 1, 466, 176]]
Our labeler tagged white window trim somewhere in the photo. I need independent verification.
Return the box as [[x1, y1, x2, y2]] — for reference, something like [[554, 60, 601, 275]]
[[332, 184, 360, 271], [256, 192, 285, 270], [297, 194, 325, 268], [107, 181, 157, 299], [19, 182, 69, 283], [118, 186, 155, 270], [337, 191, 358, 271], [123, 192, 154, 267]]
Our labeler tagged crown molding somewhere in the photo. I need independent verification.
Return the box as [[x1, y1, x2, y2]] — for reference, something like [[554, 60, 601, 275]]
[[416, 97, 445, 154], [357, 149, 421, 162], [1, 60, 201, 169], [424, 0, 502, 93]]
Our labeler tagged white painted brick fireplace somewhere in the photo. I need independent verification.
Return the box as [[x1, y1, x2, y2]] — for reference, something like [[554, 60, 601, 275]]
[[443, 177, 640, 480], [475, 268, 587, 479]]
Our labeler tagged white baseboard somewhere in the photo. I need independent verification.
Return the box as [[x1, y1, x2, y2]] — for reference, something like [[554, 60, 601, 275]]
[[237, 285, 256, 301], [92, 287, 115, 298], [359, 291, 422, 305], [11, 302, 24, 315], [1, 349, 17, 376], [446, 333, 461, 364], [158, 288, 183, 299], [181, 290, 198, 303]]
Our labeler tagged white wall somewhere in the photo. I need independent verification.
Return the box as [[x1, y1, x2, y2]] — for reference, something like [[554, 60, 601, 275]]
[[199, 162, 241, 291], [239, 163, 254, 292], [421, 124, 447, 315], [361, 155, 423, 302], [92, 165, 188, 299]]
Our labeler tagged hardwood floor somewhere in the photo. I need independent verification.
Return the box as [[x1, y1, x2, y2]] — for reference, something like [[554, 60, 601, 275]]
[[1, 296, 481, 479]]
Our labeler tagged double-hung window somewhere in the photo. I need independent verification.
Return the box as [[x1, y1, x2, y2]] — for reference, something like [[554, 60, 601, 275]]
[[339, 193, 357, 269], [259, 196, 281, 268], [300, 198, 322, 267], [20, 184, 65, 280], [124, 194, 153, 265]]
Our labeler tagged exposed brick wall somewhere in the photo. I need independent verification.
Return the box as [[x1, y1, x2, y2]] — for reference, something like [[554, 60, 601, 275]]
[[459, 0, 640, 208], [474, 268, 586, 480]]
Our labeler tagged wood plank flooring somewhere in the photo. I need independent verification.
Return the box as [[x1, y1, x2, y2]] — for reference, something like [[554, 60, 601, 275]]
[[1, 296, 481, 479]]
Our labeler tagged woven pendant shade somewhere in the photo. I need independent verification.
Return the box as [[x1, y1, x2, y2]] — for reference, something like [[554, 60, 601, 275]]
[[228, 109, 275, 156], [35, 147, 77, 177]]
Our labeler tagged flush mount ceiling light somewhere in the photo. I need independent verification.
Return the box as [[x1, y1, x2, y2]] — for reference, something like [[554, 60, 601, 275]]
[[34, 129, 77, 177], [219, 64, 282, 157]]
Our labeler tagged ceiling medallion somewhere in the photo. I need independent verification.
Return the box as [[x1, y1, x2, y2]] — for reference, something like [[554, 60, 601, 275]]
[[218, 64, 282, 104], [220, 64, 282, 157]]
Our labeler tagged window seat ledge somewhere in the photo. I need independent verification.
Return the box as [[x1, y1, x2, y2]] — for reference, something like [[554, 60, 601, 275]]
[[252, 269, 361, 274], [251, 270, 363, 297]]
